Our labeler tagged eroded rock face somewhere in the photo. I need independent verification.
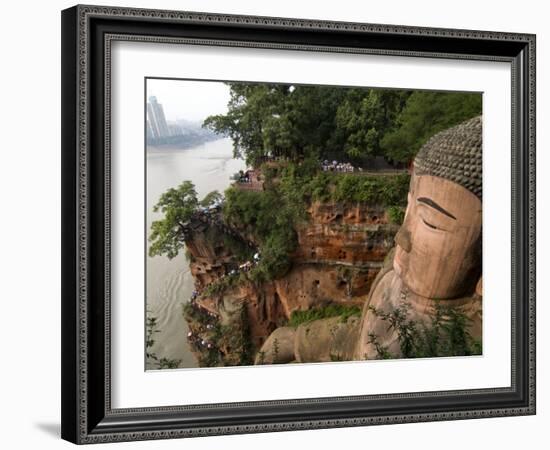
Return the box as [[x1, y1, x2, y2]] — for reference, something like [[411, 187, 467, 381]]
[[273, 264, 373, 317], [184, 201, 396, 364], [217, 280, 287, 349], [268, 201, 398, 316], [294, 201, 397, 264], [186, 223, 236, 288]]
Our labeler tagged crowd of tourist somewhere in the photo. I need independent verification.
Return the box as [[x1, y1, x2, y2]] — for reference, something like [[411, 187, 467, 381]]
[[321, 160, 361, 173], [220, 252, 261, 280], [238, 252, 261, 273], [187, 330, 216, 350]]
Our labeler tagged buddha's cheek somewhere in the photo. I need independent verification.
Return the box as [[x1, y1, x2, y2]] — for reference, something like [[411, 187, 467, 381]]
[[395, 231, 449, 297]]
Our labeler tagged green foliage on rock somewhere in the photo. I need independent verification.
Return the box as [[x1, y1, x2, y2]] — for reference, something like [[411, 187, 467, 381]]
[[201, 272, 243, 297], [270, 158, 411, 207], [223, 186, 298, 282], [288, 303, 362, 328], [386, 205, 406, 225], [222, 234, 255, 263], [367, 302, 482, 359], [331, 173, 410, 206]]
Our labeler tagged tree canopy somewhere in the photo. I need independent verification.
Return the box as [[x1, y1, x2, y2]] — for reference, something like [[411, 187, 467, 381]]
[[148, 181, 220, 259], [203, 84, 350, 166], [203, 83, 482, 165], [380, 91, 483, 163]]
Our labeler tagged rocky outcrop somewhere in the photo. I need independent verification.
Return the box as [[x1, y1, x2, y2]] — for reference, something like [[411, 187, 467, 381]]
[[184, 201, 397, 366]]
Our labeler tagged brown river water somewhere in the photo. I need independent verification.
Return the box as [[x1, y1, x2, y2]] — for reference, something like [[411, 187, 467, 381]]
[[146, 137, 246, 369]]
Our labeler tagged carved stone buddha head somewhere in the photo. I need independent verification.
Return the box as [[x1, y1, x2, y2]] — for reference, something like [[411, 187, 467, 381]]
[[393, 116, 482, 299]]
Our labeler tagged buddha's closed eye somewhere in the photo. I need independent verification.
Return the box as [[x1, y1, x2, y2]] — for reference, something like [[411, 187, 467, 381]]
[[421, 217, 439, 230], [417, 197, 456, 220]]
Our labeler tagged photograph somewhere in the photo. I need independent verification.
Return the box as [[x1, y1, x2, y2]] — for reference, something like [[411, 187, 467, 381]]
[[144, 79, 483, 370]]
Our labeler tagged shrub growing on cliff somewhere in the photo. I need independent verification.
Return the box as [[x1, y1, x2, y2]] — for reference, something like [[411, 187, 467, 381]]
[[149, 181, 222, 259], [386, 205, 406, 225], [223, 188, 273, 239], [331, 173, 410, 206], [275, 160, 410, 208], [201, 272, 242, 297], [251, 229, 295, 281], [223, 186, 297, 281], [222, 234, 255, 263], [288, 303, 362, 328]]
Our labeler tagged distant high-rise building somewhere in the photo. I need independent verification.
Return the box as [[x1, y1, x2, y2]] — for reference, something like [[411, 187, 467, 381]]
[[146, 119, 155, 140], [147, 96, 170, 139]]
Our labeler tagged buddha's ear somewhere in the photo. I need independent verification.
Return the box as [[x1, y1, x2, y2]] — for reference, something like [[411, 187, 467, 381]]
[[475, 277, 483, 297]]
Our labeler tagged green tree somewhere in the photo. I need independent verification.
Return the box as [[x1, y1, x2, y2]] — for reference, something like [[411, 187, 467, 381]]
[[335, 89, 410, 160], [148, 181, 221, 259], [203, 83, 282, 165], [204, 82, 481, 168], [200, 190, 223, 208], [204, 83, 349, 165], [381, 91, 482, 163]]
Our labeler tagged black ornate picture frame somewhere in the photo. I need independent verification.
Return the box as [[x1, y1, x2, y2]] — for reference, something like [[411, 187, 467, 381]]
[[61, 4, 536, 444]]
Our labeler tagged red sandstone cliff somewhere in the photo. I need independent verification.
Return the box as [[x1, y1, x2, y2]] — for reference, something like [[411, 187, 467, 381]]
[[183, 202, 398, 364]]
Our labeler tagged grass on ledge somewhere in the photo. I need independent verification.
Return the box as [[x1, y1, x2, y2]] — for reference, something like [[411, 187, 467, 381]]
[[287, 303, 362, 328]]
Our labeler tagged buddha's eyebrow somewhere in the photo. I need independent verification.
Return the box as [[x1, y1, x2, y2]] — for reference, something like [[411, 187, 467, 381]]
[[417, 197, 457, 220]]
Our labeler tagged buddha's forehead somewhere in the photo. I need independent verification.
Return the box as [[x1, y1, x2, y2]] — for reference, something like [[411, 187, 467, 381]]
[[411, 174, 482, 221]]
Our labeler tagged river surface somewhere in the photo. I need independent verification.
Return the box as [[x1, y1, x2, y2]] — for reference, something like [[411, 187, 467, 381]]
[[146, 137, 246, 369]]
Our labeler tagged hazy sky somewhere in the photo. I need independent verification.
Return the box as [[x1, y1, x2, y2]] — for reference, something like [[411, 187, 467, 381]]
[[146, 79, 231, 123]]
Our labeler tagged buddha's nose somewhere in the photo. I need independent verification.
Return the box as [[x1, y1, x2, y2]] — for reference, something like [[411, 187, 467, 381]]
[[395, 217, 412, 253]]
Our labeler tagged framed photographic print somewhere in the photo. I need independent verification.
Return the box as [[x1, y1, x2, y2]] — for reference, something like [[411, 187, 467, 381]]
[[61, 4, 536, 444]]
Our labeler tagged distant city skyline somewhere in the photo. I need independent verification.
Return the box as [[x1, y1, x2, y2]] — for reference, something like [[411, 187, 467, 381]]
[[147, 96, 170, 140], [146, 79, 231, 124], [146, 88, 223, 147]]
